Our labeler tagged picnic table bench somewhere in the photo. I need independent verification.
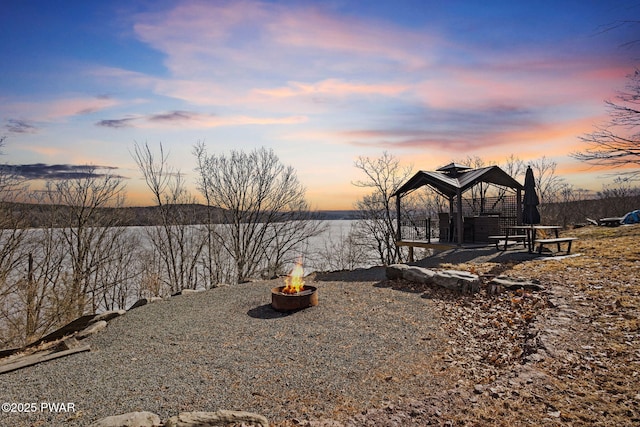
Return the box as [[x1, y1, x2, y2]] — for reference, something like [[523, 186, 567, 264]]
[[490, 225, 578, 255], [534, 237, 577, 255], [488, 234, 528, 251]]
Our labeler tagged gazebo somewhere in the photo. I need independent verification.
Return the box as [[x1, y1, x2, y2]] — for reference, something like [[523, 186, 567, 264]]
[[392, 163, 524, 248]]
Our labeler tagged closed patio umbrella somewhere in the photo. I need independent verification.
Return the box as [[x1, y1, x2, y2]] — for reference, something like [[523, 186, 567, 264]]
[[522, 166, 540, 224]]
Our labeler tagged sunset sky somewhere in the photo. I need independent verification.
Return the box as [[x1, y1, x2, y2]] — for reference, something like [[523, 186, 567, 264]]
[[1, 1, 638, 209]]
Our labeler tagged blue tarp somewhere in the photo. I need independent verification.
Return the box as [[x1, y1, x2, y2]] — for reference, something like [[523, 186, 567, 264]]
[[622, 210, 640, 224]]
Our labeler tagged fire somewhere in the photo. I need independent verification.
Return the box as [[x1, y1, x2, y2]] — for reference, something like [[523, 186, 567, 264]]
[[282, 260, 305, 294]]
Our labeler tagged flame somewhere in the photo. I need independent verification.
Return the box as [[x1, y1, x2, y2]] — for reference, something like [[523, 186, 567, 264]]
[[282, 260, 305, 294]]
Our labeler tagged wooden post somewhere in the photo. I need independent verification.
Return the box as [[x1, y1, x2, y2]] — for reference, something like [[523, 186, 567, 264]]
[[396, 195, 402, 241], [448, 195, 454, 242], [26, 252, 35, 342], [516, 188, 522, 225], [456, 190, 463, 246]]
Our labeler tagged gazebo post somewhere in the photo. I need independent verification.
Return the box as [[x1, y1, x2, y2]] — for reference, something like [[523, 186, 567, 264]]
[[516, 188, 522, 225], [456, 190, 463, 245], [395, 194, 402, 241], [449, 196, 454, 217], [448, 195, 454, 242]]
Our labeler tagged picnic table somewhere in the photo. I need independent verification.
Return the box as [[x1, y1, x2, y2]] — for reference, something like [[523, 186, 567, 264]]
[[597, 217, 623, 227], [490, 225, 576, 254]]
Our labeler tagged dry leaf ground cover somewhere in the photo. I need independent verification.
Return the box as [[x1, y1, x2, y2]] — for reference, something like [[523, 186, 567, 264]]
[[293, 224, 640, 426], [498, 224, 640, 426], [407, 224, 638, 426]]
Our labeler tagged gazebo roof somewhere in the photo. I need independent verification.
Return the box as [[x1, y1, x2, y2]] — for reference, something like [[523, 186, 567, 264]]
[[436, 162, 471, 176], [392, 165, 523, 199]]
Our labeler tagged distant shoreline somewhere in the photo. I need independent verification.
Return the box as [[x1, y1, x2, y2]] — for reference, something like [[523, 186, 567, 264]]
[[1, 202, 363, 228]]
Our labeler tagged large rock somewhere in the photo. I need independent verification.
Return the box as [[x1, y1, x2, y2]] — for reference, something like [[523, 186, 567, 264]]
[[128, 297, 163, 310], [172, 289, 205, 296], [164, 410, 269, 427], [90, 309, 126, 324], [385, 264, 409, 280], [55, 336, 80, 351], [89, 411, 161, 427], [386, 264, 479, 293], [404, 266, 436, 284], [76, 320, 107, 340], [489, 276, 545, 291], [433, 270, 480, 293]]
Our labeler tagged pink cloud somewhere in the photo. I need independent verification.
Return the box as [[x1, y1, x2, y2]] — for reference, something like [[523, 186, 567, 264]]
[[91, 66, 158, 90], [414, 57, 628, 111], [266, 6, 436, 69], [4, 96, 120, 122], [335, 112, 611, 165], [128, 110, 307, 129], [132, 1, 439, 82], [155, 79, 239, 105], [134, 1, 268, 51], [133, 1, 273, 78], [254, 79, 410, 99], [193, 114, 307, 128]]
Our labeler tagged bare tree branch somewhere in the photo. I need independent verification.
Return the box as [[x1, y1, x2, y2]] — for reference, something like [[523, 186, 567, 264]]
[[573, 69, 640, 180], [352, 152, 413, 265], [194, 145, 323, 283]]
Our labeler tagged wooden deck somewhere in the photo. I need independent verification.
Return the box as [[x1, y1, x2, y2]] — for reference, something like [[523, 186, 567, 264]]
[[396, 240, 493, 262]]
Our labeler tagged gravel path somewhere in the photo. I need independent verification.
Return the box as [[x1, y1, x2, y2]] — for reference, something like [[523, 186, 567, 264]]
[[1, 277, 453, 426]]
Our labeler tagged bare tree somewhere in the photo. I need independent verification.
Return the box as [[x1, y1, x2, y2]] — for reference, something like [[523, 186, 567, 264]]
[[43, 170, 128, 319], [0, 140, 140, 347], [501, 154, 527, 184], [0, 137, 34, 346], [0, 137, 28, 285], [597, 181, 640, 215], [573, 69, 640, 181], [193, 143, 323, 283], [529, 156, 566, 205], [552, 183, 590, 228], [352, 152, 413, 265], [456, 155, 494, 209], [91, 231, 141, 311], [132, 142, 205, 293], [260, 201, 327, 279], [1, 166, 133, 348], [458, 155, 526, 201], [17, 212, 67, 344], [193, 142, 235, 287]]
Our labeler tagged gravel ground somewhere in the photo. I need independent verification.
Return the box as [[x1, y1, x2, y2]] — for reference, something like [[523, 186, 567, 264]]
[[1, 276, 456, 426]]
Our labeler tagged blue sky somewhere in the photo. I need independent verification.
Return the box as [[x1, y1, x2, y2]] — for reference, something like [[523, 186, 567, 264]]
[[1, 1, 638, 208]]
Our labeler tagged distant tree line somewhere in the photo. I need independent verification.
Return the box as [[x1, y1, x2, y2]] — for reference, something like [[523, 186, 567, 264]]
[[0, 203, 229, 229]]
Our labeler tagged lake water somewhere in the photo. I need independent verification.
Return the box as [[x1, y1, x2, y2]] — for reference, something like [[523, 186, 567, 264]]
[[298, 219, 375, 273]]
